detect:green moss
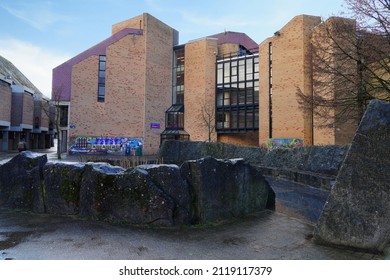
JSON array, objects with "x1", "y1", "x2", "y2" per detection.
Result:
[{"x1": 59, "y1": 167, "x2": 80, "y2": 204}]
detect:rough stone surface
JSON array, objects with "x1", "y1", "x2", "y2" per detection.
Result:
[
  {"x1": 180, "y1": 156, "x2": 275, "y2": 223},
  {"x1": 43, "y1": 162, "x2": 86, "y2": 215},
  {"x1": 158, "y1": 140, "x2": 347, "y2": 177},
  {"x1": 261, "y1": 145, "x2": 348, "y2": 176},
  {"x1": 0, "y1": 151, "x2": 47, "y2": 212},
  {"x1": 138, "y1": 164, "x2": 191, "y2": 224},
  {"x1": 314, "y1": 99, "x2": 390, "y2": 253},
  {"x1": 79, "y1": 164, "x2": 178, "y2": 226},
  {"x1": 158, "y1": 140, "x2": 268, "y2": 165},
  {"x1": 1, "y1": 153, "x2": 275, "y2": 226}
]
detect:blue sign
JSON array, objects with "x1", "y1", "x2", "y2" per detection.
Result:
[{"x1": 150, "y1": 123, "x2": 161, "y2": 129}]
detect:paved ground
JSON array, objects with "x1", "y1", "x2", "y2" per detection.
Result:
[
  {"x1": 0, "y1": 147, "x2": 387, "y2": 260},
  {"x1": 0, "y1": 208, "x2": 383, "y2": 260}
]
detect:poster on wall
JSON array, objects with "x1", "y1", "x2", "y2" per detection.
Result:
[
  {"x1": 68, "y1": 136, "x2": 143, "y2": 156},
  {"x1": 268, "y1": 138, "x2": 304, "y2": 150}
]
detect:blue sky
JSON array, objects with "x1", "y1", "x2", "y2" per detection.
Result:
[{"x1": 0, "y1": 0, "x2": 347, "y2": 97}]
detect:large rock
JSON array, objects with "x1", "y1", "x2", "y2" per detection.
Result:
[
  {"x1": 314, "y1": 99, "x2": 390, "y2": 253},
  {"x1": 43, "y1": 162, "x2": 86, "y2": 215},
  {"x1": 79, "y1": 163, "x2": 179, "y2": 226},
  {"x1": 180, "y1": 156, "x2": 275, "y2": 223},
  {"x1": 1, "y1": 152, "x2": 275, "y2": 227},
  {"x1": 0, "y1": 151, "x2": 47, "y2": 212},
  {"x1": 138, "y1": 164, "x2": 191, "y2": 224}
]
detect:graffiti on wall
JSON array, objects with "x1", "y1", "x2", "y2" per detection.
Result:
[
  {"x1": 69, "y1": 136, "x2": 143, "y2": 156},
  {"x1": 268, "y1": 138, "x2": 304, "y2": 150}
]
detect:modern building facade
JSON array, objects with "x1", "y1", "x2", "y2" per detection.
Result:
[
  {"x1": 53, "y1": 13, "x2": 176, "y2": 155},
  {"x1": 53, "y1": 13, "x2": 370, "y2": 154},
  {"x1": 0, "y1": 56, "x2": 53, "y2": 152},
  {"x1": 259, "y1": 15, "x2": 322, "y2": 147}
]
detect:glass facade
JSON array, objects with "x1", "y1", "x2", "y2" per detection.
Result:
[
  {"x1": 165, "y1": 104, "x2": 184, "y2": 129},
  {"x1": 216, "y1": 53, "x2": 259, "y2": 132},
  {"x1": 161, "y1": 45, "x2": 189, "y2": 142},
  {"x1": 172, "y1": 46, "x2": 185, "y2": 105}
]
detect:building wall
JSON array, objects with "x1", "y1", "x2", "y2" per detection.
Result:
[
  {"x1": 69, "y1": 13, "x2": 174, "y2": 155},
  {"x1": 10, "y1": 90, "x2": 34, "y2": 128},
  {"x1": 217, "y1": 43, "x2": 239, "y2": 58},
  {"x1": 143, "y1": 14, "x2": 175, "y2": 154},
  {"x1": 0, "y1": 80, "x2": 11, "y2": 125},
  {"x1": 10, "y1": 92, "x2": 23, "y2": 126},
  {"x1": 311, "y1": 17, "x2": 358, "y2": 145},
  {"x1": 259, "y1": 15, "x2": 321, "y2": 146},
  {"x1": 69, "y1": 40, "x2": 145, "y2": 140},
  {"x1": 112, "y1": 14, "x2": 144, "y2": 34},
  {"x1": 218, "y1": 132, "x2": 259, "y2": 147},
  {"x1": 184, "y1": 38, "x2": 218, "y2": 142}
]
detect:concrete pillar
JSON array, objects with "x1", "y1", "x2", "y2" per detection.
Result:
[
  {"x1": 39, "y1": 133, "x2": 46, "y2": 149},
  {"x1": 1, "y1": 131, "x2": 9, "y2": 152}
]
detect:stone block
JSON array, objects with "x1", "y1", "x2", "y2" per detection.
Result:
[
  {"x1": 180, "y1": 156, "x2": 275, "y2": 224},
  {"x1": 314, "y1": 99, "x2": 390, "y2": 253},
  {"x1": 43, "y1": 162, "x2": 86, "y2": 215},
  {"x1": 0, "y1": 151, "x2": 47, "y2": 212}
]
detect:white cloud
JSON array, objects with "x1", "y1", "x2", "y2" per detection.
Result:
[
  {"x1": 0, "y1": 1, "x2": 71, "y2": 31},
  {"x1": 0, "y1": 38, "x2": 71, "y2": 97}
]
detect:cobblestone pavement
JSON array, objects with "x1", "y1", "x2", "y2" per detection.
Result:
[{"x1": 0, "y1": 148, "x2": 387, "y2": 260}]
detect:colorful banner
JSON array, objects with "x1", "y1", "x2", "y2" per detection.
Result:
[
  {"x1": 69, "y1": 136, "x2": 143, "y2": 156},
  {"x1": 268, "y1": 138, "x2": 304, "y2": 149}
]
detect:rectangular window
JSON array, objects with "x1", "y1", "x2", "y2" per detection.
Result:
[
  {"x1": 98, "y1": 55, "x2": 106, "y2": 102},
  {"x1": 215, "y1": 52, "x2": 259, "y2": 132},
  {"x1": 172, "y1": 47, "x2": 185, "y2": 105}
]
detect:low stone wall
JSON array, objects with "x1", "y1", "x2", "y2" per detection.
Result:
[
  {"x1": 0, "y1": 152, "x2": 274, "y2": 226},
  {"x1": 157, "y1": 140, "x2": 268, "y2": 165},
  {"x1": 158, "y1": 140, "x2": 349, "y2": 189}
]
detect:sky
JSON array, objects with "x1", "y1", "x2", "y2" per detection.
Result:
[{"x1": 0, "y1": 0, "x2": 348, "y2": 97}]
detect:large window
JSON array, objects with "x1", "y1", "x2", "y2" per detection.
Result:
[
  {"x1": 161, "y1": 45, "x2": 190, "y2": 143},
  {"x1": 216, "y1": 52, "x2": 259, "y2": 132},
  {"x1": 173, "y1": 47, "x2": 185, "y2": 104},
  {"x1": 59, "y1": 105, "x2": 69, "y2": 127},
  {"x1": 98, "y1": 55, "x2": 106, "y2": 102},
  {"x1": 165, "y1": 104, "x2": 184, "y2": 130}
]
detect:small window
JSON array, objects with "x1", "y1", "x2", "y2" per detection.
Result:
[{"x1": 98, "y1": 55, "x2": 106, "y2": 102}]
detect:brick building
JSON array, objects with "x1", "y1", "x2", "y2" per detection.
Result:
[
  {"x1": 0, "y1": 56, "x2": 53, "y2": 152},
  {"x1": 53, "y1": 13, "x2": 175, "y2": 155},
  {"x1": 53, "y1": 13, "x2": 367, "y2": 154}
]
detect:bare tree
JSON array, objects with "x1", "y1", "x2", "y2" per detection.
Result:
[
  {"x1": 37, "y1": 84, "x2": 65, "y2": 159},
  {"x1": 199, "y1": 101, "x2": 216, "y2": 142},
  {"x1": 297, "y1": 0, "x2": 390, "y2": 127},
  {"x1": 50, "y1": 85, "x2": 66, "y2": 159}
]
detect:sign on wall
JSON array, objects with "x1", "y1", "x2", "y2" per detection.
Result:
[
  {"x1": 150, "y1": 123, "x2": 161, "y2": 129},
  {"x1": 268, "y1": 138, "x2": 304, "y2": 150},
  {"x1": 69, "y1": 136, "x2": 143, "y2": 156}
]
